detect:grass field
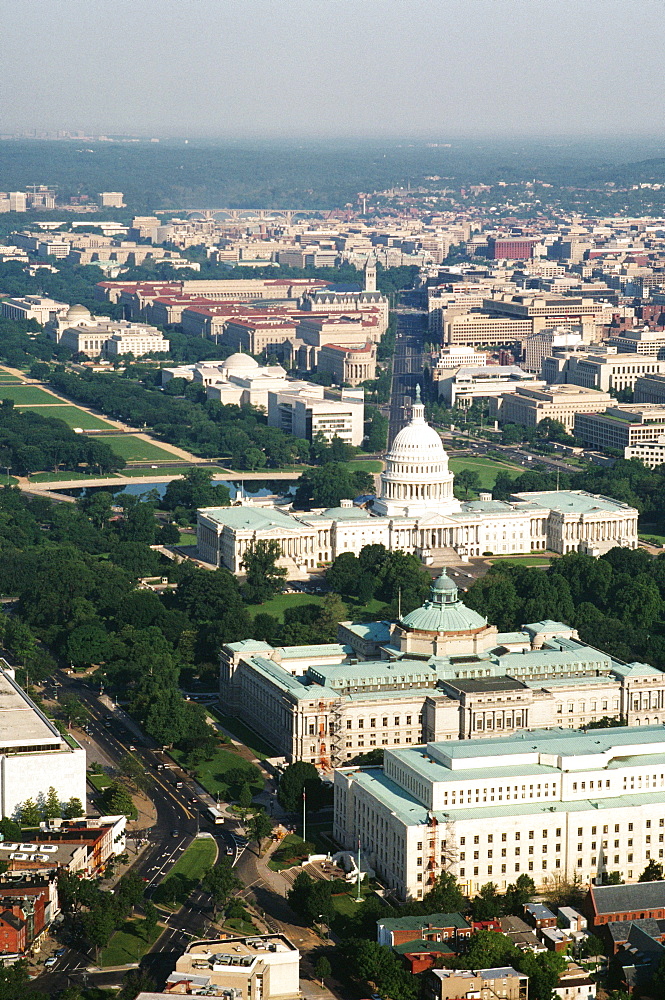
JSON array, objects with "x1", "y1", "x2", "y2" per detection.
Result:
[
  {"x1": 487, "y1": 556, "x2": 552, "y2": 567},
  {"x1": 0, "y1": 374, "x2": 22, "y2": 383},
  {"x1": 246, "y1": 592, "x2": 326, "y2": 620},
  {"x1": 449, "y1": 455, "x2": 524, "y2": 490},
  {"x1": 346, "y1": 459, "x2": 382, "y2": 473},
  {"x1": 29, "y1": 470, "x2": 117, "y2": 483},
  {"x1": 102, "y1": 435, "x2": 186, "y2": 463},
  {"x1": 87, "y1": 772, "x2": 112, "y2": 791},
  {"x1": 40, "y1": 405, "x2": 116, "y2": 430},
  {"x1": 211, "y1": 709, "x2": 278, "y2": 760},
  {"x1": 161, "y1": 837, "x2": 217, "y2": 885},
  {"x1": 0, "y1": 384, "x2": 62, "y2": 404},
  {"x1": 100, "y1": 917, "x2": 162, "y2": 967},
  {"x1": 171, "y1": 744, "x2": 264, "y2": 799},
  {"x1": 119, "y1": 466, "x2": 190, "y2": 479}
]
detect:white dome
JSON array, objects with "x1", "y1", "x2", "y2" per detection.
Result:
[
  {"x1": 388, "y1": 420, "x2": 447, "y2": 464},
  {"x1": 223, "y1": 353, "x2": 260, "y2": 372},
  {"x1": 373, "y1": 388, "x2": 460, "y2": 518}
]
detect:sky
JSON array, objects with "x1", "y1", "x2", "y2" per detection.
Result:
[{"x1": 2, "y1": 0, "x2": 663, "y2": 139}]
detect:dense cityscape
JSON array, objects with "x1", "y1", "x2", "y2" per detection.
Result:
[{"x1": 3, "y1": 4, "x2": 665, "y2": 1000}]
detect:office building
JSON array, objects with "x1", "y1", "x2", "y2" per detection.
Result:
[
  {"x1": 542, "y1": 352, "x2": 665, "y2": 393},
  {"x1": 154, "y1": 934, "x2": 300, "y2": 1000},
  {"x1": 219, "y1": 569, "x2": 657, "y2": 768},
  {"x1": 574, "y1": 404, "x2": 665, "y2": 464},
  {"x1": 437, "y1": 366, "x2": 542, "y2": 407},
  {"x1": 316, "y1": 341, "x2": 377, "y2": 385},
  {"x1": 0, "y1": 661, "x2": 86, "y2": 819},
  {"x1": 488, "y1": 236, "x2": 540, "y2": 260},
  {"x1": 267, "y1": 386, "x2": 365, "y2": 447},
  {"x1": 491, "y1": 385, "x2": 613, "y2": 432},
  {"x1": 98, "y1": 192, "x2": 125, "y2": 208},
  {"x1": 1, "y1": 295, "x2": 69, "y2": 325},
  {"x1": 634, "y1": 373, "x2": 665, "y2": 405},
  {"x1": 334, "y1": 725, "x2": 665, "y2": 900},
  {"x1": 48, "y1": 304, "x2": 169, "y2": 357},
  {"x1": 443, "y1": 313, "x2": 533, "y2": 348},
  {"x1": 523, "y1": 329, "x2": 582, "y2": 373},
  {"x1": 607, "y1": 327, "x2": 665, "y2": 357}
]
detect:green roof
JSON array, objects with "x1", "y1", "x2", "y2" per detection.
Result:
[
  {"x1": 400, "y1": 570, "x2": 487, "y2": 634},
  {"x1": 512, "y1": 490, "x2": 635, "y2": 514},
  {"x1": 379, "y1": 911, "x2": 469, "y2": 931},
  {"x1": 199, "y1": 506, "x2": 304, "y2": 532}
]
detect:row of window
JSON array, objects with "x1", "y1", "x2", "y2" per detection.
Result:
[
  {"x1": 454, "y1": 820, "x2": 662, "y2": 847},
  {"x1": 345, "y1": 715, "x2": 423, "y2": 729}
]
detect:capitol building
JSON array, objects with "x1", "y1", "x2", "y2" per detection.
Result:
[{"x1": 197, "y1": 388, "x2": 638, "y2": 576}]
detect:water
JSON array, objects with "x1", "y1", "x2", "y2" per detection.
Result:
[{"x1": 58, "y1": 479, "x2": 298, "y2": 501}]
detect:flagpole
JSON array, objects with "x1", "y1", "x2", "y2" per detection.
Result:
[
  {"x1": 302, "y1": 787, "x2": 306, "y2": 845},
  {"x1": 356, "y1": 837, "x2": 362, "y2": 902}
]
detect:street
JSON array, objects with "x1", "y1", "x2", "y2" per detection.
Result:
[{"x1": 388, "y1": 309, "x2": 426, "y2": 446}]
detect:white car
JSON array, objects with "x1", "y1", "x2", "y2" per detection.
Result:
[{"x1": 44, "y1": 957, "x2": 57, "y2": 968}]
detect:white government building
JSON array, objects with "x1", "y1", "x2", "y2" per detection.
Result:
[
  {"x1": 220, "y1": 569, "x2": 665, "y2": 767},
  {"x1": 334, "y1": 725, "x2": 665, "y2": 901},
  {"x1": 197, "y1": 388, "x2": 638, "y2": 576},
  {"x1": 0, "y1": 661, "x2": 86, "y2": 818}
]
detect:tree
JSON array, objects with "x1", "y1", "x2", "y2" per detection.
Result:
[
  {"x1": 63, "y1": 797, "x2": 84, "y2": 820},
  {"x1": 238, "y1": 783, "x2": 253, "y2": 819},
  {"x1": 295, "y1": 463, "x2": 374, "y2": 508},
  {"x1": 119, "y1": 752, "x2": 149, "y2": 793},
  {"x1": 162, "y1": 468, "x2": 230, "y2": 520},
  {"x1": 471, "y1": 882, "x2": 502, "y2": 921},
  {"x1": 20, "y1": 798, "x2": 42, "y2": 827},
  {"x1": 278, "y1": 762, "x2": 325, "y2": 813},
  {"x1": 59, "y1": 693, "x2": 89, "y2": 727},
  {"x1": 455, "y1": 469, "x2": 481, "y2": 498},
  {"x1": 314, "y1": 592, "x2": 347, "y2": 642},
  {"x1": 581, "y1": 934, "x2": 605, "y2": 960},
  {"x1": 242, "y1": 539, "x2": 287, "y2": 603},
  {"x1": 248, "y1": 811, "x2": 273, "y2": 855},
  {"x1": 143, "y1": 899, "x2": 159, "y2": 936},
  {"x1": 640, "y1": 859, "x2": 664, "y2": 881},
  {"x1": 314, "y1": 956, "x2": 331, "y2": 986},
  {"x1": 117, "y1": 870, "x2": 146, "y2": 911},
  {"x1": 43, "y1": 786, "x2": 61, "y2": 820},
  {"x1": 202, "y1": 859, "x2": 242, "y2": 917},
  {"x1": 503, "y1": 874, "x2": 535, "y2": 915},
  {"x1": 421, "y1": 870, "x2": 466, "y2": 915},
  {"x1": 105, "y1": 780, "x2": 137, "y2": 820},
  {"x1": 0, "y1": 818, "x2": 20, "y2": 842}
]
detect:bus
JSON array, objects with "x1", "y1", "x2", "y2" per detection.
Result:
[{"x1": 205, "y1": 806, "x2": 224, "y2": 825}]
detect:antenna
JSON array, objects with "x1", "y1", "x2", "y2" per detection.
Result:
[{"x1": 398, "y1": 586, "x2": 402, "y2": 619}]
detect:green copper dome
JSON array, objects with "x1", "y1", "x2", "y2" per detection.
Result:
[{"x1": 400, "y1": 569, "x2": 487, "y2": 634}]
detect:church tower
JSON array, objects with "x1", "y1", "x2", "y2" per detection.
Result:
[{"x1": 364, "y1": 256, "x2": 377, "y2": 293}]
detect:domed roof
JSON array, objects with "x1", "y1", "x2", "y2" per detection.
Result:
[
  {"x1": 66, "y1": 303, "x2": 91, "y2": 322},
  {"x1": 386, "y1": 385, "x2": 447, "y2": 464},
  {"x1": 400, "y1": 570, "x2": 486, "y2": 634},
  {"x1": 223, "y1": 353, "x2": 260, "y2": 371}
]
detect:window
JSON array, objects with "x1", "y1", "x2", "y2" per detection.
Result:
[
  {"x1": 460, "y1": 868, "x2": 465, "y2": 877},
  {"x1": 502, "y1": 833, "x2": 507, "y2": 842},
  {"x1": 382, "y1": 717, "x2": 388, "y2": 727},
  {"x1": 417, "y1": 857, "x2": 422, "y2": 867},
  {"x1": 460, "y1": 837, "x2": 465, "y2": 846},
  {"x1": 515, "y1": 832, "x2": 521, "y2": 841},
  {"x1": 556, "y1": 828, "x2": 561, "y2": 837},
  {"x1": 578, "y1": 828, "x2": 583, "y2": 836},
  {"x1": 406, "y1": 716, "x2": 412, "y2": 725},
  {"x1": 370, "y1": 718, "x2": 376, "y2": 728},
  {"x1": 501, "y1": 849, "x2": 507, "y2": 857},
  {"x1": 358, "y1": 719, "x2": 364, "y2": 729},
  {"x1": 474, "y1": 867, "x2": 479, "y2": 876},
  {"x1": 488, "y1": 835, "x2": 494, "y2": 843},
  {"x1": 308, "y1": 725, "x2": 315, "y2": 735},
  {"x1": 488, "y1": 850, "x2": 493, "y2": 859},
  {"x1": 417, "y1": 873, "x2": 422, "y2": 882},
  {"x1": 629, "y1": 824, "x2": 634, "y2": 832},
  {"x1": 346, "y1": 720, "x2": 352, "y2": 730},
  {"x1": 394, "y1": 717, "x2": 400, "y2": 726},
  {"x1": 474, "y1": 836, "x2": 480, "y2": 844},
  {"x1": 417, "y1": 842, "x2": 423, "y2": 850},
  {"x1": 501, "y1": 864, "x2": 506, "y2": 874},
  {"x1": 460, "y1": 853, "x2": 465, "y2": 861}
]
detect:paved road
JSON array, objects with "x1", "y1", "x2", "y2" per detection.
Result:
[{"x1": 388, "y1": 310, "x2": 426, "y2": 446}]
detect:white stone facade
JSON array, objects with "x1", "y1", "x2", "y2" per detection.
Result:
[{"x1": 334, "y1": 726, "x2": 665, "y2": 900}]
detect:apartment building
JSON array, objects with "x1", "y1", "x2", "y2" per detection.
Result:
[
  {"x1": 491, "y1": 384, "x2": 613, "y2": 431},
  {"x1": 334, "y1": 725, "x2": 665, "y2": 900},
  {"x1": 425, "y1": 966, "x2": 528, "y2": 1000}
]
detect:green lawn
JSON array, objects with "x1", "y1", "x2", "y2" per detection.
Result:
[
  {"x1": 640, "y1": 533, "x2": 665, "y2": 546},
  {"x1": 102, "y1": 435, "x2": 186, "y2": 463},
  {"x1": 449, "y1": 455, "x2": 524, "y2": 490},
  {"x1": 246, "y1": 592, "x2": 326, "y2": 620},
  {"x1": 0, "y1": 385, "x2": 62, "y2": 404},
  {"x1": 100, "y1": 917, "x2": 162, "y2": 967},
  {"x1": 39, "y1": 405, "x2": 116, "y2": 430},
  {"x1": 178, "y1": 531, "x2": 196, "y2": 545},
  {"x1": 161, "y1": 836, "x2": 217, "y2": 884},
  {"x1": 210, "y1": 709, "x2": 278, "y2": 760},
  {"x1": 487, "y1": 556, "x2": 552, "y2": 567},
  {"x1": 171, "y1": 745, "x2": 264, "y2": 799},
  {"x1": 28, "y1": 470, "x2": 118, "y2": 483},
  {"x1": 87, "y1": 772, "x2": 112, "y2": 791},
  {"x1": 330, "y1": 881, "x2": 374, "y2": 916},
  {"x1": 245, "y1": 591, "x2": 390, "y2": 624},
  {"x1": 346, "y1": 459, "x2": 382, "y2": 473},
  {"x1": 0, "y1": 375, "x2": 22, "y2": 383}
]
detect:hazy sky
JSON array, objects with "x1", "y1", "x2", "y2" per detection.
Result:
[{"x1": 2, "y1": 0, "x2": 662, "y2": 138}]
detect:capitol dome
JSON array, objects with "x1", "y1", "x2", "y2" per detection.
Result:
[
  {"x1": 222, "y1": 353, "x2": 260, "y2": 372},
  {"x1": 373, "y1": 387, "x2": 460, "y2": 517}
]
